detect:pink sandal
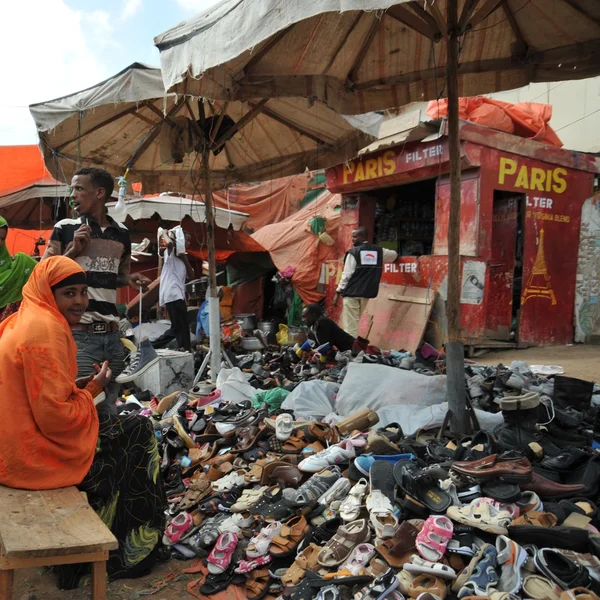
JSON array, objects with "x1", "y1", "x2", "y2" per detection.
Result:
[
  {"x1": 207, "y1": 531, "x2": 239, "y2": 574},
  {"x1": 235, "y1": 554, "x2": 273, "y2": 574},
  {"x1": 416, "y1": 515, "x2": 453, "y2": 562},
  {"x1": 162, "y1": 511, "x2": 193, "y2": 546}
]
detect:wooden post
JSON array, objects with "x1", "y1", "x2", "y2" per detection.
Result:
[
  {"x1": 203, "y1": 148, "x2": 221, "y2": 381},
  {"x1": 446, "y1": 0, "x2": 468, "y2": 435},
  {"x1": 91, "y1": 561, "x2": 107, "y2": 600},
  {"x1": 0, "y1": 569, "x2": 14, "y2": 600}
]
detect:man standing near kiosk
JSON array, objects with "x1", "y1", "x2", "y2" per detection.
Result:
[{"x1": 333, "y1": 226, "x2": 397, "y2": 338}]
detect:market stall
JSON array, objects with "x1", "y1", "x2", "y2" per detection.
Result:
[{"x1": 325, "y1": 118, "x2": 600, "y2": 349}]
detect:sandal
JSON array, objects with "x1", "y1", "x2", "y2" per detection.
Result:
[
  {"x1": 376, "y1": 520, "x2": 420, "y2": 568},
  {"x1": 269, "y1": 515, "x2": 310, "y2": 558},
  {"x1": 447, "y1": 498, "x2": 513, "y2": 534},
  {"x1": 231, "y1": 485, "x2": 269, "y2": 512},
  {"x1": 403, "y1": 556, "x2": 457, "y2": 580},
  {"x1": 416, "y1": 515, "x2": 454, "y2": 562},
  {"x1": 247, "y1": 521, "x2": 283, "y2": 558},
  {"x1": 341, "y1": 543, "x2": 375, "y2": 576},
  {"x1": 409, "y1": 574, "x2": 447, "y2": 599},
  {"x1": 207, "y1": 531, "x2": 238, "y2": 574},
  {"x1": 162, "y1": 511, "x2": 193, "y2": 545},
  {"x1": 394, "y1": 460, "x2": 452, "y2": 514},
  {"x1": 317, "y1": 518, "x2": 370, "y2": 567},
  {"x1": 282, "y1": 543, "x2": 321, "y2": 586},
  {"x1": 245, "y1": 568, "x2": 271, "y2": 600},
  {"x1": 177, "y1": 479, "x2": 213, "y2": 511},
  {"x1": 276, "y1": 413, "x2": 294, "y2": 441},
  {"x1": 234, "y1": 554, "x2": 272, "y2": 574},
  {"x1": 244, "y1": 441, "x2": 270, "y2": 462},
  {"x1": 340, "y1": 478, "x2": 369, "y2": 522}
]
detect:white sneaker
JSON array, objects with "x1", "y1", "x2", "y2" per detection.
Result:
[
  {"x1": 298, "y1": 440, "x2": 356, "y2": 473},
  {"x1": 318, "y1": 477, "x2": 351, "y2": 506}
]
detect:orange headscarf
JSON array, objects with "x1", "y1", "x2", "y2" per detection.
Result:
[{"x1": 0, "y1": 256, "x2": 99, "y2": 490}]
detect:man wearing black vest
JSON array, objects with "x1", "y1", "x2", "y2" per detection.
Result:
[{"x1": 333, "y1": 226, "x2": 397, "y2": 337}]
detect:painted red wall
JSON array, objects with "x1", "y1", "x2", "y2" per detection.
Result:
[{"x1": 324, "y1": 137, "x2": 596, "y2": 345}]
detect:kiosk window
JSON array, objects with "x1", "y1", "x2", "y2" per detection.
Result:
[{"x1": 373, "y1": 178, "x2": 437, "y2": 256}]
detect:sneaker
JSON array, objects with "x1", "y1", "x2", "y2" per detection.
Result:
[
  {"x1": 116, "y1": 339, "x2": 159, "y2": 383},
  {"x1": 290, "y1": 467, "x2": 342, "y2": 505},
  {"x1": 458, "y1": 544, "x2": 500, "y2": 598},
  {"x1": 355, "y1": 453, "x2": 415, "y2": 476},
  {"x1": 496, "y1": 535, "x2": 528, "y2": 594},
  {"x1": 298, "y1": 440, "x2": 356, "y2": 473}
]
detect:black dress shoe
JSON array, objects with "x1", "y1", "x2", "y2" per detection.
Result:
[{"x1": 541, "y1": 447, "x2": 589, "y2": 472}]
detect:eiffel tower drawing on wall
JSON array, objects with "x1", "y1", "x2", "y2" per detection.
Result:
[{"x1": 522, "y1": 227, "x2": 557, "y2": 306}]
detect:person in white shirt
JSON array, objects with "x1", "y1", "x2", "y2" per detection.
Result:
[
  {"x1": 333, "y1": 226, "x2": 397, "y2": 337},
  {"x1": 159, "y1": 228, "x2": 195, "y2": 350}
]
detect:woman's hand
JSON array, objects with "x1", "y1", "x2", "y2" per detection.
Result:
[
  {"x1": 92, "y1": 361, "x2": 112, "y2": 388},
  {"x1": 75, "y1": 374, "x2": 94, "y2": 389}
]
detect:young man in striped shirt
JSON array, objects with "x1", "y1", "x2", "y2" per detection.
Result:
[{"x1": 43, "y1": 167, "x2": 151, "y2": 406}]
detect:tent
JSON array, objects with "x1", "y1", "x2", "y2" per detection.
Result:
[{"x1": 252, "y1": 190, "x2": 342, "y2": 305}]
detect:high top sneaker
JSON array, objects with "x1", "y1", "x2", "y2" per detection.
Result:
[{"x1": 495, "y1": 392, "x2": 560, "y2": 457}]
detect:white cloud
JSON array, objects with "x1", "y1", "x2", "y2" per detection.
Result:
[
  {"x1": 173, "y1": 0, "x2": 222, "y2": 13},
  {"x1": 0, "y1": 0, "x2": 109, "y2": 145},
  {"x1": 122, "y1": 0, "x2": 143, "y2": 20}
]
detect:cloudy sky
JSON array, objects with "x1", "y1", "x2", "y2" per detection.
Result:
[{"x1": 0, "y1": 0, "x2": 221, "y2": 145}]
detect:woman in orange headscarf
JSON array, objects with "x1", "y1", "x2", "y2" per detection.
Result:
[
  {"x1": 0, "y1": 256, "x2": 165, "y2": 588},
  {"x1": 0, "y1": 256, "x2": 102, "y2": 487}
]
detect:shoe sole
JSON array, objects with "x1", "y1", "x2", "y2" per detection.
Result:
[{"x1": 116, "y1": 355, "x2": 160, "y2": 383}]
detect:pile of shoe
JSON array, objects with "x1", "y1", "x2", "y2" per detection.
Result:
[{"x1": 152, "y1": 364, "x2": 600, "y2": 600}]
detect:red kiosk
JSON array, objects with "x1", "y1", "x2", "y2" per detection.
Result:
[{"x1": 324, "y1": 120, "x2": 600, "y2": 349}]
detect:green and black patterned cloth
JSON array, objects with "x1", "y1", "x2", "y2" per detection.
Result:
[{"x1": 57, "y1": 409, "x2": 166, "y2": 589}]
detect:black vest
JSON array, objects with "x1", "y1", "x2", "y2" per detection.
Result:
[{"x1": 341, "y1": 243, "x2": 384, "y2": 298}]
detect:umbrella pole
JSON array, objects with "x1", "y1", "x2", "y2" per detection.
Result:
[
  {"x1": 202, "y1": 148, "x2": 222, "y2": 383},
  {"x1": 446, "y1": 0, "x2": 468, "y2": 435}
]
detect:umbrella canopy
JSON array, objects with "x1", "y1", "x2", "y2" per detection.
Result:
[
  {"x1": 155, "y1": 0, "x2": 600, "y2": 113},
  {"x1": 29, "y1": 63, "x2": 382, "y2": 194}
]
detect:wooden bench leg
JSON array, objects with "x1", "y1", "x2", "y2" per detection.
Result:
[
  {"x1": 91, "y1": 561, "x2": 106, "y2": 600},
  {"x1": 0, "y1": 569, "x2": 13, "y2": 600}
]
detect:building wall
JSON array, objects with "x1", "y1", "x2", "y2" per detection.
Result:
[
  {"x1": 490, "y1": 78, "x2": 600, "y2": 154},
  {"x1": 575, "y1": 194, "x2": 600, "y2": 343}
]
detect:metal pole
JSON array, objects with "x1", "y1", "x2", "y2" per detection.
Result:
[
  {"x1": 202, "y1": 148, "x2": 222, "y2": 382},
  {"x1": 446, "y1": 0, "x2": 468, "y2": 435}
]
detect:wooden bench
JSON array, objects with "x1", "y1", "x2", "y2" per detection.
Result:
[{"x1": 0, "y1": 486, "x2": 118, "y2": 600}]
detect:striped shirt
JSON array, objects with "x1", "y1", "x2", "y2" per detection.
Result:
[{"x1": 43, "y1": 216, "x2": 131, "y2": 324}]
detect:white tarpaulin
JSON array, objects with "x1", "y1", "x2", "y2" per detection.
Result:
[
  {"x1": 155, "y1": 0, "x2": 600, "y2": 114},
  {"x1": 106, "y1": 195, "x2": 249, "y2": 231},
  {"x1": 30, "y1": 63, "x2": 382, "y2": 196}
]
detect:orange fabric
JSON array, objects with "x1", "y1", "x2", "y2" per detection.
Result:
[
  {"x1": 0, "y1": 256, "x2": 99, "y2": 490},
  {"x1": 252, "y1": 191, "x2": 343, "y2": 305},
  {"x1": 144, "y1": 174, "x2": 312, "y2": 232},
  {"x1": 0, "y1": 145, "x2": 59, "y2": 197},
  {"x1": 5, "y1": 227, "x2": 53, "y2": 256},
  {"x1": 426, "y1": 97, "x2": 563, "y2": 147}
]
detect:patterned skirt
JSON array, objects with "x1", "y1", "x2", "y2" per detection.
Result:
[
  {"x1": 57, "y1": 409, "x2": 166, "y2": 588},
  {"x1": 0, "y1": 301, "x2": 20, "y2": 323}
]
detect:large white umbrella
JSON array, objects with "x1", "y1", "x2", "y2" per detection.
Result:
[
  {"x1": 30, "y1": 62, "x2": 382, "y2": 381},
  {"x1": 155, "y1": 0, "x2": 600, "y2": 431}
]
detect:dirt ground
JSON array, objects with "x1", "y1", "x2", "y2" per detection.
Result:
[
  {"x1": 12, "y1": 560, "x2": 191, "y2": 600},
  {"x1": 475, "y1": 343, "x2": 600, "y2": 382}
]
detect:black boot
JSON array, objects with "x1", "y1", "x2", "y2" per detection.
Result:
[
  {"x1": 554, "y1": 375, "x2": 594, "y2": 411},
  {"x1": 495, "y1": 392, "x2": 561, "y2": 456}
]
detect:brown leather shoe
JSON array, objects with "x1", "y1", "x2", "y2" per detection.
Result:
[
  {"x1": 521, "y1": 472, "x2": 586, "y2": 499},
  {"x1": 451, "y1": 454, "x2": 533, "y2": 482}
]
